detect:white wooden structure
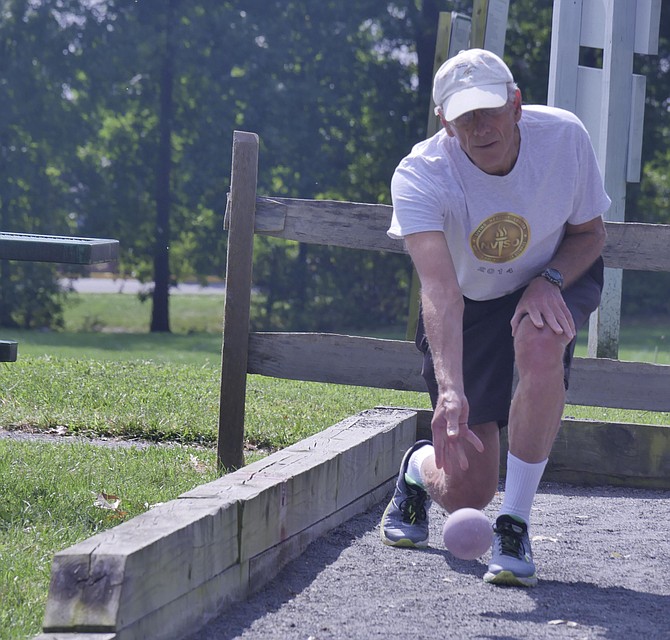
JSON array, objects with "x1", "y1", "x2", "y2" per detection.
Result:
[{"x1": 548, "y1": 0, "x2": 662, "y2": 358}]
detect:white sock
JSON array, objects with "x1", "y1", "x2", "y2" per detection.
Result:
[
  {"x1": 499, "y1": 452, "x2": 548, "y2": 528},
  {"x1": 405, "y1": 443, "x2": 434, "y2": 488}
]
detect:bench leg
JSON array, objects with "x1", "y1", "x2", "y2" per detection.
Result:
[{"x1": 0, "y1": 340, "x2": 18, "y2": 362}]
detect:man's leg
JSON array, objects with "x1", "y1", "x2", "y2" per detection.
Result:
[
  {"x1": 485, "y1": 261, "x2": 603, "y2": 586},
  {"x1": 380, "y1": 422, "x2": 499, "y2": 548},
  {"x1": 421, "y1": 421, "x2": 500, "y2": 512},
  {"x1": 484, "y1": 319, "x2": 570, "y2": 587},
  {"x1": 383, "y1": 295, "x2": 517, "y2": 549}
]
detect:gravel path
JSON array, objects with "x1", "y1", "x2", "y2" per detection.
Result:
[{"x1": 190, "y1": 482, "x2": 670, "y2": 640}]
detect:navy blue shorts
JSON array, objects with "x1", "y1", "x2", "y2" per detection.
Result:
[{"x1": 415, "y1": 257, "x2": 604, "y2": 428}]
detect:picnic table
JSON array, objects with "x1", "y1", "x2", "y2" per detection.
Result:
[{"x1": 0, "y1": 231, "x2": 119, "y2": 362}]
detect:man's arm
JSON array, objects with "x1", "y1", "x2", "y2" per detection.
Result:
[
  {"x1": 511, "y1": 216, "x2": 607, "y2": 337},
  {"x1": 405, "y1": 231, "x2": 484, "y2": 472}
]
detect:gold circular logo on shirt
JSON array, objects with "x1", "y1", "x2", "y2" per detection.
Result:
[{"x1": 470, "y1": 213, "x2": 530, "y2": 263}]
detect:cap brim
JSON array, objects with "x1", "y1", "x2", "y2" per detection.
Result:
[{"x1": 443, "y1": 84, "x2": 508, "y2": 122}]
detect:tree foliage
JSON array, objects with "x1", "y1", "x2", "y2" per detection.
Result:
[{"x1": 1, "y1": 0, "x2": 669, "y2": 330}]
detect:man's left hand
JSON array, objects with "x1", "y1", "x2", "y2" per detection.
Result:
[{"x1": 511, "y1": 277, "x2": 575, "y2": 339}]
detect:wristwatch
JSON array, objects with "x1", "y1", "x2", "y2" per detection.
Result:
[{"x1": 539, "y1": 267, "x2": 564, "y2": 290}]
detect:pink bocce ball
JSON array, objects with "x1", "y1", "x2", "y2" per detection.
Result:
[{"x1": 442, "y1": 508, "x2": 493, "y2": 560}]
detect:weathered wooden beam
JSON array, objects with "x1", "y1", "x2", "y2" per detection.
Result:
[
  {"x1": 41, "y1": 409, "x2": 416, "y2": 640},
  {"x1": 0, "y1": 232, "x2": 119, "y2": 264},
  {"x1": 218, "y1": 131, "x2": 259, "y2": 472},
  {"x1": 600, "y1": 221, "x2": 670, "y2": 271},
  {"x1": 249, "y1": 196, "x2": 670, "y2": 271},
  {"x1": 413, "y1": 409, "x2": 670, "y2": 489},
  {"x1": 545, "y1": 418, "x2": 670, "y2": 489},
  {"x1": 246, "y1": 332, "x2": 670, "y2": 412}
]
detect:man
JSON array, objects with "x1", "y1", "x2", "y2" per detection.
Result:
[{"x1": 381, "y1": 48, "x2": 610, "y2": 587}]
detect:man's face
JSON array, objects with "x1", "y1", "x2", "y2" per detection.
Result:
[{"x1": 443, "y1": 90, "x2": 522, "y2": 176}]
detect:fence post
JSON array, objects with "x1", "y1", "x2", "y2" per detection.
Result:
[{"x1": 217, "y1": 131, "x2": 259, "y2": 472}]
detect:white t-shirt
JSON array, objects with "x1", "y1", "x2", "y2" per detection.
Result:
[{"x1": 388, "y1": 105, "x2": 611, "y2": 301}]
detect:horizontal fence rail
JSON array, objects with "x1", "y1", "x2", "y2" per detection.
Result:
[
  {"x1": 246, "y1": 332, "x2": 670, "y2": 413},
  {"x1": 225, "y1": 195, "x2": 670, "y2": 272}
]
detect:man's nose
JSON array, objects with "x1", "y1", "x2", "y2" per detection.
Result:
[{"x1": 471, "y1": 114, "x2": 490, "y2": 135}]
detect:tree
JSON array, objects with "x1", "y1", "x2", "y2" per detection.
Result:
[
  {"x1": 0, "y1": 0, "x2": 92, "y2": 328},
  {"x1": 2, "y1": 0, "x2": 669, "y2": 331}
]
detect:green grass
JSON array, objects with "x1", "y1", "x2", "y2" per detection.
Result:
[
  {"x1": 0, "y1": 292, "x2": 668, "y2": 639},
  {"x1": 0, "y1": 440, "x2": 218, "y2": 637},
  {"x1": 61, "y1": 291, "x2": 226, "y2": 334}
]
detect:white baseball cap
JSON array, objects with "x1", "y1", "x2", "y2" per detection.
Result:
[{"x1": 432, "y1": 48, "x2": 514, "y2": 122}]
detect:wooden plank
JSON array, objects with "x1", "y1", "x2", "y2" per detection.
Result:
[
  {"x1": 218, "y1": 131, "x2": 259, "y2": 471},
  {"x1": 627, "y1": 74, "x2": 647, "y2": 182},
  {"x1": 425, "y1": 12, "x2": 464, "y2": 138},
  {"x1": 247, "y1": 478, "x2": 394, "y2": 595},
  {"x1": 246, "y1": 332, "x2": 670, "y2": 411},
  {"x1": 247, "y1": 332, "x2": 424, "y2": 392},
  {"x1": 567, "y1": 357, "x2": 670, "y2": 411},
  {"x1": 43, "y1": 498, "x2": 240, "y2": 634},
  {"x1": 251, "y1": 196, "x2": 670, "y2": 271},
  {"x1": 602, "y1": 222, "x2": 670, "y2": 271},
  {"x1": 590, "y1": 0, "x2": 637, "y2": 360},
  {"x1": 0, "y1": 232, "x2": 119, "y2": 264},
  {"x1": 547, "y1": 0, "x2": 582, "y2": 111},
  {"x1": 412, "y1": 408, "x2": 670, "y2": 489},
  {"x1": 42, "y1": 410, "x2": 416, "y2": 637},
  {"x1": 479, "y1": 0, "x2": 511, "y2": 56},
  {"x1": 254, "y1": 196, "x2": 403, "y2": 253},
  {"x1": 580, "y1": 0, "x2": 661, "y2": 55},
  {"x1": 189, "y1": 409, "x2": 416, "y2": 561},
  {"x1": 546, "y1": 419, "x2": 670, "y2": 489},
  {"x1": 0, "y1": 340, "x2": 17, "y2": 362}
]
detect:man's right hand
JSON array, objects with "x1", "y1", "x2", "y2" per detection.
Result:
[{"x1": 431, "y1": 391, "x2": 484, "y2": 475}]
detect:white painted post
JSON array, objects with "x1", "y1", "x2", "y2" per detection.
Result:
[
  {"x1": 426, "y1": 12, "x2": 472, "y2": 139},
  {"x1": 472, "y1": 0, "x2": 510, "y2": 55},
  {"x1": 547, "y1": 0, "x2": 661, "y2": 359},
  {"x1": 409, "y1": 2, "x2": 510, "y2": 340},
  {"x1": 409, "y1": 11, "x2": 473, "y2": 340}
]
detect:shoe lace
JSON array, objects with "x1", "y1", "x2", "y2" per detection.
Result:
[
  {"x1": 494, "y1": 519, "x2": 527, "y2": 558},
  {"x1": 399, "y1": 487, "x2": 428, "y2": 525}
]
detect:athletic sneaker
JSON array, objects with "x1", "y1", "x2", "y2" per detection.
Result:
[
  {"x1": 380, "y1": 440, "x2": 432, "y2": 548},
  {"x1": 484, "y1": 514, "x2": 538, "y2": 587}
]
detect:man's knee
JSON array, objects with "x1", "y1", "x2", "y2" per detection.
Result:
[
  {"x1": 514, "y1": 322, "x2": 568, "y2": 376},
  {"x1": 426, "y1": 423, "x2": 500, "y2": 513},
  {"x1": 442, "y1": 478, "x2": 497, "y2": 513}
]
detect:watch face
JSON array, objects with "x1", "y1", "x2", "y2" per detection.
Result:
[{"x1": 543, "y1": 268, "x2": 563, "y2": 288}]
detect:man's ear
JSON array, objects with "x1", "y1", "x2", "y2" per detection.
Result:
[
  {"x1": 444, "y1": 119, "x2": 456, "y2": 138},
  {"x1": 437, "y1": 112, "x2": 456, "y2": 137},
  {"x1": 514, "y1": 89, "x2": 523, "y2": 121}
]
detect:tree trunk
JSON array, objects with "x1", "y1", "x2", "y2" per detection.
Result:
[{"x1": 151, "y1": 0, "x2": 176, "y2": 333}]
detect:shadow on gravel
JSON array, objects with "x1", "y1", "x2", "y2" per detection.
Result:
[
  {"x1": 480, "y1": 581, "x2": 669, "y2": 639},
  {"x1": 192, "y1": 485, "x2": 670, "y2": 640},
  {"x1": 204, "y1": 509, "x2": 383, "y2": 639}
]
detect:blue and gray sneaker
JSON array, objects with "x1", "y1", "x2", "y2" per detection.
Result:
[
  {"x1": 380, "y1": 440, "x2": 432, "y2": 548},
  {"x1": 484, "y1": 514, "x2": 538, "y2": 587}
]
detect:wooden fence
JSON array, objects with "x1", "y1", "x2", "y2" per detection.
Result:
[{"x1": 218, "y1": 130, "x2": 670, "y2": 486}]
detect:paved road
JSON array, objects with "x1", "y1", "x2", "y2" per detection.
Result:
[
  {"x1": 59, "y1": 277, "x2": 225, "y2": 296},
  {"x1": 189, "y1": 482, "x2": 670, "y2": 640}
]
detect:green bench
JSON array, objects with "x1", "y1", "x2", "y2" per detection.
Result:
[{"x1": 0, "y1": 231, "x2": 119, "y2": 361}]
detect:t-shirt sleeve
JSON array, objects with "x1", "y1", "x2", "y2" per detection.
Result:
[
  {"x1": 568, "y1": 124, "x2": 612, "y2": 225},
  {"x1": 387, "y1": 160, "x2": 446, "y2": 240}
]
